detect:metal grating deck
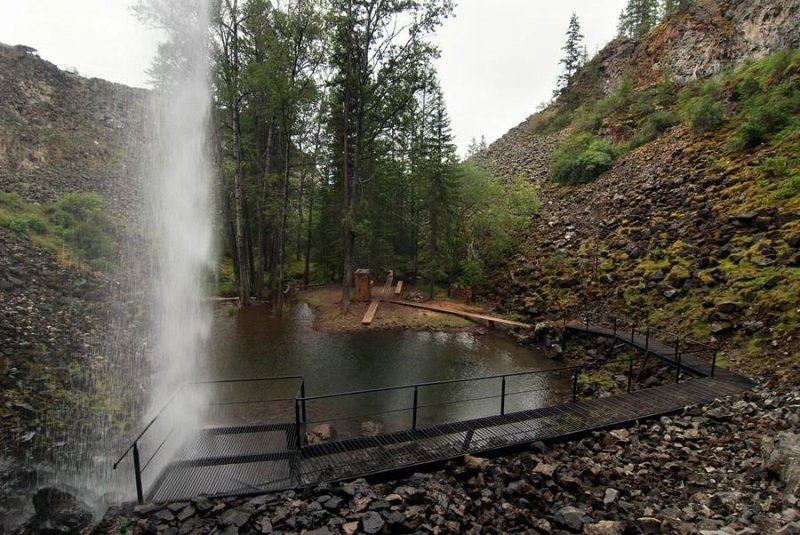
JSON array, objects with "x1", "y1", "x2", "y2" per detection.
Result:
[{"x1": 146, "y1": 375, "x2": 750, "y2": 501}]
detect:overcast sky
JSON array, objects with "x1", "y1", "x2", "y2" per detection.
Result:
[{"x1": 0, "y1": 0, "x2": 626, "y2": 155}]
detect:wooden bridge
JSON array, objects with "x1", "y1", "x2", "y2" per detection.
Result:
[{"x1": 116, "y1": 318, "x2": 753, "y2": 503}]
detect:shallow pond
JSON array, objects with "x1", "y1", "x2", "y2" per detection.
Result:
[{"x1": 201, "y1": 301, "x2": 571, "y2": 437}]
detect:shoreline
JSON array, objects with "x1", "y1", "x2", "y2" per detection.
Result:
[{"x1": 297, "y1": 285, "x2": 502, "y2": 334}]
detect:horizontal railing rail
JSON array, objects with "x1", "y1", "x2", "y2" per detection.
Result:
[
  {"x1": 293, "y1": 352, "x2": 679, "y2": 448},
  {"x1": 565, "y1": 313, "x2": 719, "y2": 378}
]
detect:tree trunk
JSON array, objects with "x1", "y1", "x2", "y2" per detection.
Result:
[
  {"x1": 230, "y1": 0, "x2": 250, "y2": 306},
  {"x1": 276, "y1": 131, "x2": 291, "y2": 316},
  {"x1": 303, "y1": 177, "x2": 314, "y2": 287},
  {"x1": 428, "y1": 210, "x2": 437, "y2": 301},
  {"x1": 255, "y1": 121, "x2": 274, "y2": 298},
  {"x1": 340, "y1": 95, "x2": 352, "y2": 313}
]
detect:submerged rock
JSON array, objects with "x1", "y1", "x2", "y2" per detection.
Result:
[{"x1": 306, "y1": 423, "x2": 337, "y2": 444}]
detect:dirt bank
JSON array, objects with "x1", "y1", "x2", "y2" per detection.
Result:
[{"x1": 299, "y1": 285, "x2": 501, "y2": 333}]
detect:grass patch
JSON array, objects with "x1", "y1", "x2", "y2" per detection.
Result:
[
  {"x1": 775, "y1": 174, "x2": 800, "y2": 199},
  {"x1": 0, "y1": 192, "x2": 117, "y2": 271}
]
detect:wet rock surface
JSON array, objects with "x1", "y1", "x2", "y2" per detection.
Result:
[{"x1": 95, "y1": 383, "x2": 800, "y2": 534}]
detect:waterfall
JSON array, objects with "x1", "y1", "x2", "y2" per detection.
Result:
[{"x1": 141, "y1": 0, "x2": 215, "y2": 487}]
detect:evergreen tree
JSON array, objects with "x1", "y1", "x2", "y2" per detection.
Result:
[
  {"x1": 618, "y1": 0, "x2": 660, "y2": 39},
  {"x1": 327, "y1": 0, "x2": 454, "y2": 312},
  {"x1": 662, "y1": 0, "x2": 690, "y2": 16},
  {"x1": 415, "y1": 77, "x2": 459, "y2": 299},
  {"x1": 466, "y1": 135, "x2": 487, "y2": 158},
  {"x1": 555, "y1": 13, "x2": 584, "y2": 96}
]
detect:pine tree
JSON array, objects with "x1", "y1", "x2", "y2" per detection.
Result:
[
  {"x1": 618, "y1": 0, "x2": 660, "y2": 39},
  {"x1": 555, "y1": 13, "x2": 584, "y2": 96},
  {"x1": 662, "y1": 0, "x2": 690, "y2": 16}
]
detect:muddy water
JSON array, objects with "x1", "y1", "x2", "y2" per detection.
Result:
[{"x1": 201, "y1": 302, "x2": 570, "y2": 438}]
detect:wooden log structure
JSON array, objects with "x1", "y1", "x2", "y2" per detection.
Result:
[
  {"x1": 361, "y1": 271, "x2": 393, "y2": 325},
  {"x1": 354, "y1": 269, "x2": 371, "y2": 302},
  {"x1": 387, "y1": 299, "x2": 532, "y2": 329}
]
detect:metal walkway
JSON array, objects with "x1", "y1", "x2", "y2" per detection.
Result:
[
  {"x1": 565, "y1": 320, "x2": 749, "y2": 383},
  {"x1": 117, "y1": 319, "x2": 754, "y2": 503}
]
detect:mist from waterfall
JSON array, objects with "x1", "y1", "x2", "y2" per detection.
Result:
[
  {"x1": 149, "y1": 3, "x2": 214, "y2": 407},
  {"x1": 144, "y1": 0, "x2": 215, "y2": 474}
]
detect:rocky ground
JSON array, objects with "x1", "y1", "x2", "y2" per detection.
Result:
[
  {"x1": 40, "y1": 381, "x2": 793, "y2": 535},
  {"x1": 486, "y1": 124, "x2": 800, "y2": 383},
  {"x1": 0, "y1": 44, "x2": 152, "y2": 532}
]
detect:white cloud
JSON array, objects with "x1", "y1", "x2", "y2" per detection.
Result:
[
  {"x1": 0, "y1": 0, "x2": 157, "y2": 88},
  {"x1": 433, "y1": 0, "x2": 628, "y2": 154}
]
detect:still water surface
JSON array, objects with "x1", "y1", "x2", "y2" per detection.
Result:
[{"x1": 202, "y1": 301, "x2": 569, "y2": 437}]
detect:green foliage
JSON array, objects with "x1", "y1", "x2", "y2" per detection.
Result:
[
  {"x1": 555, "y1": 13, "x2": 586, "y2": 96},
  {"x1": 571, "y1": 77, "x2": 634, "y2": 134},
  {"x1": 454, "y1": 163, "x2": 539, "y2": 288},
  {"x1": 214, "y1": 258, "x2": 238, "y2": 296},
  {"x1": 551, "y1": 133, "x2": 616, "y2": 184},
  {"x1": 224, "y1": 303, "x2": 239, "y2": 316},
  {"x1": 688, "y1": 94, "x2": 726, "y2": 133},
  {"x1": 762, "y1": 155, "x2": 790, "y2": 178},
  {"x1": 775, "y1": 174, "x2": 800, "y2": 199},
  {"x1": 618, "y1": 0, "x2": 661, "y2": 39},
  {"x1": 626, "y1": 109, "x2": 679, "y2": 149},
  {"x1": 2, "y1": 213, "x2": 48, "y2": 234},
  {"x1": 0, "y1": 191, "x2": 117, "y2": 271},
  {"x1": 47, "y1": 193, "x2": 117, "y2": 270},
  {"x1": 729, "y1": 91, "x2": 796, "y2": 150}
]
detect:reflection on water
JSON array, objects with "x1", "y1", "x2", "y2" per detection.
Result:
[{"x1": 200, "y1": 301, "x2": 570, "y2": 438}]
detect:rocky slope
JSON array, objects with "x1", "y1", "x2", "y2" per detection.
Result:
[
  {"x1": 483, "y1": 0, "x2": 800, "y2": 384},
  {"x1": 569, "y1": 0, "x2": 800, "y2": 93},
  {"x1": 0, "y1": 43, "x2": 151, "y2": 529},
  {"x1": 0, "y1": 43, "x2": 149, "y2": 220}
]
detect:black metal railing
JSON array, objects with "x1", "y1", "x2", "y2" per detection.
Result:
[
  {"x1": 292, "y1": 353, "x2": 668, "y2": 448},
  {"x1": 565, "y1": 313, "x2": 719, "y2": 378},
  {"x1": 113, "y1": 375, "x2": 304, "y2": 503}
]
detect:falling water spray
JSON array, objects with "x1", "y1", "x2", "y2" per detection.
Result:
[{"x1": 145, "y1": 0, "x2": 215, "y2": 467}]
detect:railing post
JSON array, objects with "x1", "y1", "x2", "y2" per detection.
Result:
[
  {"x1": 412, "y1": 386, "x2": 419, "y2": 430},
  {"x1": 294, "y1": 399, "x2": 302, "y2": 449},
  {"x1": 300, "y1": 382, "x2": 307, "y2": 423},
  {"x1": 711, "y1": 350, "x2": 717, "y2": 377},
  {"x1": 631, "y1": 324, "x2": 635, "y2": 344},
  {"x1": 627, "y1": 355, "x2": 634, "y2": 393},
  {"x1": 132, "y1": 442, "x2": 144, "y2": 504},
  {"x1": 676, "y1": 352, "x2": 682, "y2": 384},
  {"x1": 645, "y1": 327, "x2": 650, "y2": 354},
  {"x1": 613, "y1": 318, "x2": 617, "y2": 337},
  {"x1": 572, "y1": 368, "x2": 580, "y2": 402},
  {"x1": 500, "y1": 376, "x2": 506, "y2": 416}
]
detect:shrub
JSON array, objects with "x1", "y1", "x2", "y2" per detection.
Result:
[
  {"x1": 688, "y1": 94, "x2": 726, "y2": 133},
  {"x1": 761, "y1": 156, "x2": 790, "y2": 178},
  {"x1": 734, "y1": 77, "x2": 760, "y2": 101},
  {"x1": 47, "y1": 193, "x2": 117, "y2": 268},
  {"x1": 730, "y1": 99, "x2": 790, "y2": 150},
  {"x1": 775, "y1": 174, "x2": 800, "y2": 199},
  {"x1": 627, "y1": 109, "x2": 679, "y2": 149},
  {"x1": 551, "y1": 133, "x2": 616, "y2": 185},
  {"x1": 2, "y1": 214, "x2": 48, "y2": 234}
]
